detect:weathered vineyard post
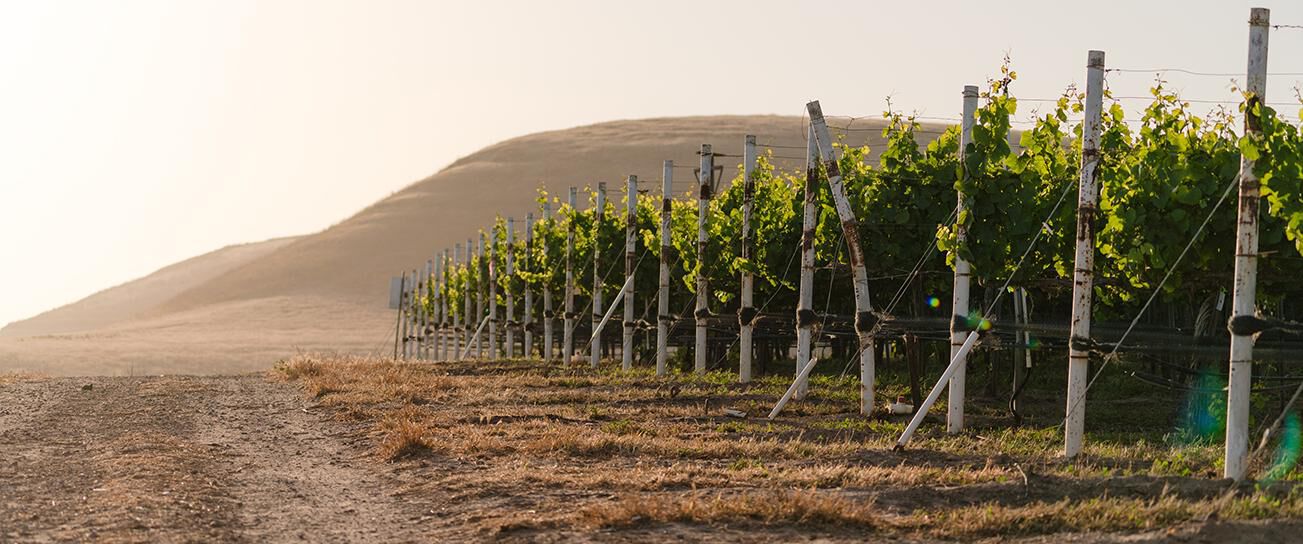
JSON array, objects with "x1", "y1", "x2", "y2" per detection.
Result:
[
  {"x1": 477, "y1": 233, "x2": 486, "y2": 359},
  {"x1": 592, "y1": 182, "x2": 607, "y2": 369},
  {"x1": 948, "y1": 85, "x2": 979, "y2": 432},
  {"x1": 394, "y1": 271, "x2": 406, "y2": 360},
  {"x1": 452, "y1": 243, "x2": 463, "y2": 360},
  {"x1": 739, "y1": 134, "x2": 757, "y2": 383},
  {"x1": 564, "y1": 187, "x2": 577, "y2": 363},
  {"x1": 435, "y1": 256, "x2": 445, "y2": 357},
  {"x1": 401, "y1": 270, "x2": 412, "y2": 359},
  {"x1": 464, "y1": 237, "x2": 474, "y2": 360},
  {"x1": 657, "y1": 162, "x2": 673, "y2": 376},
  {"x1": 525, "y1": 212, "x2": 535, "y2": 358},
  {"x1": 1065, "y1": 50, "x2": 1106, "y2": 459},
  {"x1": 695, "y1": 144, "x2": 713, "y2": 375},
  {"x1": 623, "y1": 175, "x2": 638, "y2": 371},
  {"x1": 505, "y1": 217, "x2": 516, "y2": 358},
  {"x1": 1226, "y1": 6, "x2": 1270, "y2": 481},
  {"x1": 806, "y1": 101, "x2": 878, "y2": 416},
  {"x1": 441, "y1": 249, "x2": 451, "y2": 361},
  {"x1": 796, "y1": 128, "x2": 817, "y2": 399},
  {"x1": 489, "y1": 227, "x2": 500, "y2": 359},
  {"x1": 542, "y1": 201, "x2": 555, "y2": 361}
]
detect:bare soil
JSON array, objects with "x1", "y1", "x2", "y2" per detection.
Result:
[
  {"x1": 0, "y1": 375, "x2": 430, "y2": 543},
  {"x1": 5, "y1": 366, "x2": 1303, "y2": 543}
]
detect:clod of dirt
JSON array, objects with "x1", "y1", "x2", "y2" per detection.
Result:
[{"x1": 81, "y1": 384, "x2": 93, "y2": 391}]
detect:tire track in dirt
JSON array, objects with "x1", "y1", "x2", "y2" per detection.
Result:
[{"x1": 0, "y1": 375, "x2": 429, "y2": 543}]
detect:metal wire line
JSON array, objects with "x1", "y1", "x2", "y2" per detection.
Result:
[{"x1": 1108, "y1": 67, "x2": 1303, "y2": 77}]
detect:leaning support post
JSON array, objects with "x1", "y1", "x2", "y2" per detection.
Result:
[
  {"x1": 505, "y1": 217, "x2": 516, "y2": 358},
  {"x1": 807, "y1": 101, "x2": 877, "y2": 416},
  {"x1": 1226, "y1": 6, "x2": 1270, "y2": 481},
  {"x1": 897, "y1": 332, "x2": 981, "y2": 448},
  {"x1": 657, "y1": 162, "x2": 673, "y2": 376},
  {"x1": 796, "y1": 128, "x2": 817, "y2": 400},
  {"x1": 542, "y1": 202, "x2": 555, "y2": 361},
  {"x1": 524, "y1": 213, "x2": 535, "y2": 358},
  {"x1": 948, "y1": 86, "x2": 979, "y2": 431},
  {"x1": 695, "y1": 144, "x2": 713, "y2": 374},
  {"x1": 622, "y1": 175, "x2": 638, "y2": 371},
  {"x1": 592, "y1": 182, "x2": 607, "y2": 369},
  {"x1": 768, "y1": 358, "x2": 820, "y2": 420},
  {"x1": 1064, "y1": 50, "x2": 1106, "y2": 459},
  {"x1": 563, "y1": 187, "x2": 578, "y2": 363},
  {"x1": 394, "y1": 271, "x2": 406, "y2": 360},
  {"x1": 400, "y1": 271, "x2": 411, "y2": 359},
  {"x1": 739, "y1": 135, "x2": 757, "y2": 383}
]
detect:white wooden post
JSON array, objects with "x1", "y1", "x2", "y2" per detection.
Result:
[
  {"x1": 505, "y1": 217, "x2": 516, "y2": 358},
  {"x1": 417, "y1": 267, "x2": 425, "y2": 359},
  {"x1": 592, "y1": 182, "x2": 607, "y2": 369},
  {"x1": 948, "y1": 86, "x2": 979, "y2": 431},
  {"x1": 739, "y1": 135, "x2": 757, "y2": 383},
  {"x1": 477, "y1": 233, "x2": 486, "y2": 359},
  {"x1": 542, "y1": 202, "x2": 555, "y2": 361},
  {"x1": 806, "y1": 101, "x2": 878, "y2": 417},
  {"x1": 796, "y1": 128, "x2": 817, "y2": 399},
  {"x1": 564, "y1": 187, "x2": 577, "y2": 363},
  {"x1": 435, "y1": 256, "x2": 445, "y2": 357},
  {"x1": 525, "y1": 213, "x2": 535, "y2": 358},
  {"x1": 422, "y1": 260, "x2": 433, "y2": 359},
  {"x1": 622, "y1": 175, "x2": 638, "y2": 371},
  {"x1": 1065, "y1": 50, "x2": 1106, "y2": 458},
  {"x1": 489, "y1": 228, "x2": 500, "y2": 359},
  {"x1": 657, "y1": 162, "x2": 673, "y2": 376},
  {"x1": 400, "y1": 271, "x2": 411, "y2": 359},
  {"x1": 464, "y1": 237, "x2": 474, "y2": 360},
  {"x1": 441, "y1": 249, "x2": 452, "y2": 361},
  {"x1": 695, "y1": 145, "x2": 713, "y2": 374},
  {"x1": 1226, "y1": 6, "x2": 1270, "y2": 481},
  {"x1": 453, "y1": 243, "x2": 463, "y2": 361}
]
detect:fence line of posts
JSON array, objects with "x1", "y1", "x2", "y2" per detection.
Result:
[{"x1": 388, "y1": 8, "x2": 1278, "y2": 481}]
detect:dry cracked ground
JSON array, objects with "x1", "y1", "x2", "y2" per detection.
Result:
[{"x1": 3, "y1": 357, "x2": 1303, "y2": 543}]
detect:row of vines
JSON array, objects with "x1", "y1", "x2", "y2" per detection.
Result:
[{"x1": 415, "y1": 65, "x2": 1303, "y2": 370}]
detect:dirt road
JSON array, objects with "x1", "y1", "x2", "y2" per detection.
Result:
[{"x1": 0, "y1": 375, "x2": 430, "y2": 543}]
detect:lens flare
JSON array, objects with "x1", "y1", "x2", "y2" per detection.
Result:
[
  {"x1": 1266, "y1": 412, "x2": 1302, "y2": 481},
  {"x1": 1025, "y1": 336, "x2": 1040, "y2": 349},
  {"x1": 1177, "y1": 370, "x2": 1226, "y2": 443},
  {"x1": 926, "y1": 296, "x2": 941, "y2": 309}
]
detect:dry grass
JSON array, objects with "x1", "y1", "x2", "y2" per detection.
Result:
[{"x1": 275, "y1": 354, "x2": 1303, "y2": 540}]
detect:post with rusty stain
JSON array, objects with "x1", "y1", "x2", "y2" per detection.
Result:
[
  {"x1": 947, "y1": 85, "x2": 979, "y2": 431},
  {"x1": 796, "y1": 127, "x2": 817, "y2": 400},
  {"x1": 739, "y1": 135, "x2": 757, "y2": 383},
  {"x1": 657, "y1": 162, "x2": 673, "y2": 376},
  {"x1": 563, "y1": 188, "x2": 578, "y2": 363},
  {"x1": 695, "y1": 145, "x2": 713, "y2": 375},
  {"x1": 622, "y1": 175, "x2": 638, "y2": 371},
  {"x1": 484, "y1": 226, "x2": 492, "y2": 357},
  {"x1": 419, "y1": 266, "x2": 428, "y2": 360},
  {"x1": 453, "y1": 243, "x2": 464, "y2": 360},
  {"x1": 542, "y1": 202, "x2": 555, "y2": 361},
  {"x1": 477, "y1": 233, "x2": 487, "y2": 359},
  {"x1": 591, "y1": 182, "x2": 607, "y2": 369},
  {"x1": 1226, "y1": 7, "x2": 1270, "y2": 481},
  {"x1": 524, "y1": 213, "x2": 535, "y2": 358},
  {"x1": 464, "y1": 237, "x2": 474, "y2": 361},
  {"x1": 504, "y1": 217, "x2": 517, "y2": 358},
  {"x1": 1065, "y1": 50, "x2": 1106, "y2": 458},
  {"x1": 806, "y1": 101, "x2": 877, "y2": 415}
]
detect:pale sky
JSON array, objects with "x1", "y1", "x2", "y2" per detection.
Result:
[{"x1": 3, "y1": 0, "x2": 1303, "y2": 328}]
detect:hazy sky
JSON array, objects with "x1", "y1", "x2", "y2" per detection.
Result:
[{"x1": 3, "y1": 0, "x2": 1303, "y2": 327}]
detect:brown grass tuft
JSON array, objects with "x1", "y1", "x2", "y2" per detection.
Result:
[{"x1": 581, "y1": 490, "x2": 883, "y2": 530}]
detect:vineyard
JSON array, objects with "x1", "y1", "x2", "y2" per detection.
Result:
[{"x1": 393, "y1": 8, "x2": 1303, "y2": 485}]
